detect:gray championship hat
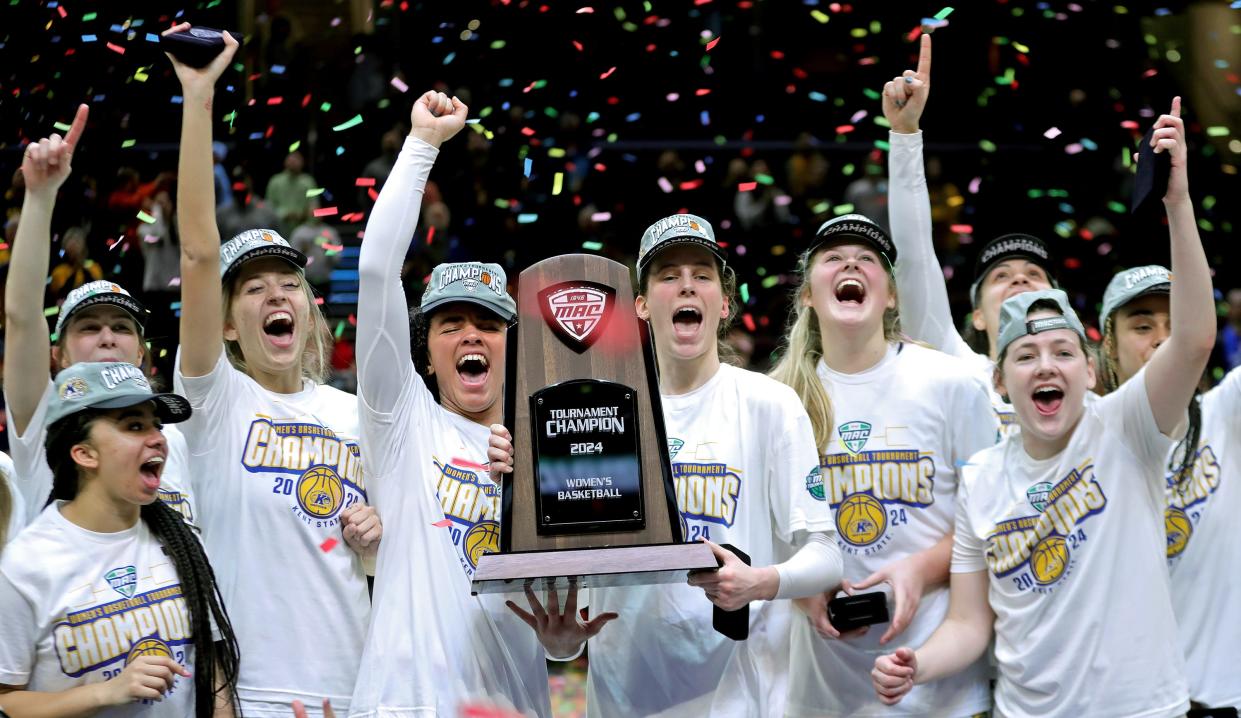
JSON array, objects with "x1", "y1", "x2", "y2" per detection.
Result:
[
  {"x1": 420, "y1": 262, "x2": 517, "y2": 323},
  {"x1": 56, "y1": 280, "x2": 150, "y2": 336},
  {"x1": 220, "y1": 228, "x2": 307, "y2": 279},
  {"x1": 970, "y1": 233, "x2": 1055, "y2": 307},
  {"x1": 45, "y1": 362, "x2": 192, "y2": 428},
  {"x1": 1099, "y1": 265, "x2": 1171, "y2": 329},
  {"x1": 996, "y1": 289, "x2": 1088, "y2": 357},
  {"x1": 808, "y1": 213, "x2": 897, "y2": 268},
  {"x1": 637, "y1": 213, "x2": 726, "y2": 276}
]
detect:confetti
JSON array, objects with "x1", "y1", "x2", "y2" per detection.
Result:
[
  {"x1": 313, "y1": 207, "x2": 339, "y2": 217},
  {"x1": 332, "y1": 115, "x2": 364, "y2": 131},
  {"x1": 432, "y1": 519, "x2": 453, "y2": 528},
  {"x1": 319, "y1": 537, "x2": 339, "y2": 553},
  {"x1": 137, "y1": 211, "x2": 157, "y2": 224},
  {"x1": 600, "y1": 67, "x2": 617, "y2": 79},
  {"x1": 451, "y1": 457, "x2": 490, "y2": 471},
  {"x1": 390, "y1": 76, "x2": 409, "y2": 93},
  {"x1": 705, "y1": 36, "x2": 720, "y2": 52}
]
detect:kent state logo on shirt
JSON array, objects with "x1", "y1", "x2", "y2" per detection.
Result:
[
  {"x1": 985, "y1": 460, "x2": 1107, "y2": 595},
  {"x1": 668, "y1": 437, "x2": 741, "y2": 543},
  {"x1": 53, "y1": 570, "x2": 193, "y2": 689},
  {"x1": 1164, "y1": 443, "x2": 1221, "y2": 560},
  {"x1": 434, "y1": 457, "x2": 501, "y2": 578},
  {"x1": 814, "y1": 421, "x2": 936, "y2": 555},
  {"x1": 240, "y1": 417, "x2": 366, "y2": 528}
]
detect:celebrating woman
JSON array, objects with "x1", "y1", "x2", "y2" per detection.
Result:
[
  {"x1": 769, "y1": 210, "x2": 996, "y2": 716},
  {"x1": 1097, "y1": 261, "x2": 1241, "y2": 710},
  {"x1": 4, "y1": 108, "x2": 196, "y2": 528},
  {"x1": 167, "y1": 23, "x2": 378, "y2": 717},
  {"x1": 0, "y1": 361, "x2": 239, "y2": 718},
  {"x1": 348, "y1": 90, "x2": 551, "y2": 716},
  {"x1": 872, "y1": 98, "x2": 1209, "y2": 717}
]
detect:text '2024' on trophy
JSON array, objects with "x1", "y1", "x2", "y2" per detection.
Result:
[{"x1": 471, "y1": 254, "x2": 717, "y2": 594}]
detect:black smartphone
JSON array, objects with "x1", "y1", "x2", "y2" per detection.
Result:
[
  {"x1": 1131, "y1": 124, "x2": 1172, "y2": 214},
  {"x1": 161, "y1": 26, "x2": 243, "y2": 68},
  {"x1": 827, "y1": 591, "x2": 890, "y2": 632}
]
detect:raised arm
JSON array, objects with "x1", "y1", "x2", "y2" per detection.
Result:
[
  {"x1": 355, "y1": 91, "x2": 465, "y2": 413},
  {"x1": 1142, "y1": 97, "x2": 1215, "y2": 435},
  {"x1": 885, "y1": 35, "x2": 971, "y2": 357},
  {"x1": 165, "y1": 23, "x2": 238, "y2": 378},
  {"x1": 3, "y1": 105, "x2": 88, "y2": 434}
]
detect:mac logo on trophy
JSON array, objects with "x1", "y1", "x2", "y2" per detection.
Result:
[
  {"x1": 471, "y1": 255, "x2": 716, "y2": 594},
  {"x1": 539, "y1": 281, "x2": 615, "y2": 351}
]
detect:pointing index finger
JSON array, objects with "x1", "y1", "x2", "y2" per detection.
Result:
[
  {"x1": 916, "y1": 33, "x2": 932, "y2": 80},
  {"x1": 64, "y1": 104, "x2": 89, "y2": 148},
  {"x1": 1170, "y1": 95, "x2": 1181, "y2": 119}
]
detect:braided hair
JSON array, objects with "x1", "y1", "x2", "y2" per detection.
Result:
[{"x1": 44, "y1": 410, "x2": 241, "y2": 718}]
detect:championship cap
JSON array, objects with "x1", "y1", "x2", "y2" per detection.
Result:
[
  {"x1": 970, "y1": 233, "x2": 1055, "y2": 307},
  {"x1": 1099, "y1": 265, "x2": 1171, "y2": 329},
  {"x1": 420, "y1": 262, "x2": 517, "y2": 323},
  {"x1": 45, "y1": 362, "x2": 192, "y2": 428},
  {"x1": 220, "y1": 228, "x2": 307, "y2": 279},
  {"x1": 636, "y1": 213, "x2": 726, "y2": 276},
  {"x1": 996, "y1": 289, "x2": 1088, "y2": 357},
  {"x1": 807, "y1": 214, "x2": 897, "y2": 268},
  {"x1": 56, "y1": 280, "x2": 150, "y2": 336}
]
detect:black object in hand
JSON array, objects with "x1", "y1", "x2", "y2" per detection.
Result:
[
  {"x1": 711, "y1": 543, "x2": 751, "y2": 641},
  {"x1": 827, "y1": 591, "x2": 890, "y2": 632},
  {"x1": 162, "y1": 26, "x2": 242, "y2": 68},
  {"x1": 1131, "y1": 125, "x2": 1172, "y2": 214}
]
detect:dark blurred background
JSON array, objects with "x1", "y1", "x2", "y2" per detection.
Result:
[{"x1": 2, "y1": 0, "x2": 1239, "y2": 391}]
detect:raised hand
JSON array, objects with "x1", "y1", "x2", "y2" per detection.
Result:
[
  {"x1": 101, "y1": 654, "x2": 189, "y2": 705},
  {"x1": 871, "y1": 647, "x2": 917, "y2": 705},
  {"x1": 20, "y1": 104, "x2": 88, "y2": 198},
  {"x1": 162, "y1": 22, "x2": 239, "y2": 102},
  {"x1": 410, "y1": 90, "x2": 468, "y2": 149},
  {"x1": 882, "y1": 33, "x2": 931, "y2": 134},
  {"x1": 506, "y1": 581, "x2": 618, "y2": 658},
  {"x1": 1151, "y1": 96, "x2": 1188, "y2": 204}
]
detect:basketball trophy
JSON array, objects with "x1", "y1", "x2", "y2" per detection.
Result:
[{"x1": 471, "y1": 254, "x2": 717, "y2": 594}]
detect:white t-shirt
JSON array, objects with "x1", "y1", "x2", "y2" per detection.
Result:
[
  {"x1": 953, "y1": 368, "x2": 1189, "y2": 718},
  {"x1": 587, "y1": 364, "x2": 834, "y2": 718},
  {"x1": 785, "y1": 343, "x2": 995, "y2": 718},
  {"x1": 174, "y1": 350, "x2": 369, "y2": 716},
  {"x1": 0, "y1": 504, "x2": 198, "y2": 718},
  {"x1": 1, "y1": 452, "x2": 23, "y2": 551},
  {"x1": 4, "y1": 382, "x2": 196, "y2": 527},
  {"x1": 1166, "y1": 366, "x2": 1241, "y2": 707},
  {"x1": 349, "y1": 135, "x2": 549, "y2": 718},
  {"x1": 888, "y1": 130, "x2": 1018, "y2": 434}
]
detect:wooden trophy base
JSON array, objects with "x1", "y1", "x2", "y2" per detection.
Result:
[{"x1": 471, "y1": 541, "x2": 718, "y2": 595}]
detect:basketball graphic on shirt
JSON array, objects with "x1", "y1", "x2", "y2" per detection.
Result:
[
  {"x1": 297, "y1": 466, "x2": 345, "y2": 518},
  {"x1": 1031, "y1": 535, "x2": 1070, "y2": 585},
  {"x1": 1164, "y1": 507, "x2": 1192, "y2": 558},
  {"x1": 127, "y1": 637, "x2": 173, "y2": 664},
  {"x1": 836, "y1": 493, "x2": 886, "y2": 546},
  {"x1": 464, "y1": 520, "x2": 501, "y2": 569}
]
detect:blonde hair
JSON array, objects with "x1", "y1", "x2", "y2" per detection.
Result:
[
  {"x1": 222, "y1": 274, "x2": 332, "y2": 385},
  {"x1": 769, "y1": 247, "x2": 902, "y2": 453}
]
